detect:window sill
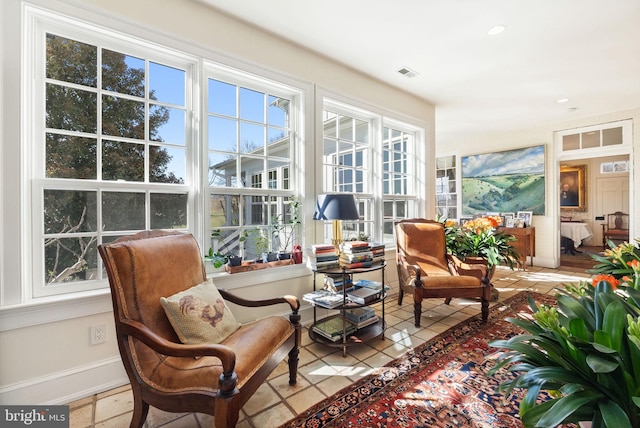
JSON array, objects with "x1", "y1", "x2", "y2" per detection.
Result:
[
  {"x1": 0, "y1": 288, "x2": 113, "y2": 332},
  {"x1": 0, "y1": 264, "x2": 312, "y2": 331}
]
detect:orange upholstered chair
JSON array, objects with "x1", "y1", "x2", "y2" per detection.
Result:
[
  {"x1": 395, "y1": 219, "x2": 491, "y2": 327},
  {"x1": 98, "y1": 230, "x2": 301, "y2": 428}
]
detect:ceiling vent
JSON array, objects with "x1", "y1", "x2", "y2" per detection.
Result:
[{"x1": 397, "y1": 67, "x2": 418, "y2": 78}]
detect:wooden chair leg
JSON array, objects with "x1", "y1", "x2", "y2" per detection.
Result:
[
  {"x1": 287, "y1": 346, "x2": 299, "y2": 385},
  {"x1": 444, "y1": 297, "x2": 452, "y2": 305},
  {"x1": 397, "y1": 287, "x2": 404, "y2": 305},
  {"x1": 413, "y1": 301, "x2": 422, "y2": 327},
  {"x1": 129, "y1": 395, "x2": 148, "y2": 428}
]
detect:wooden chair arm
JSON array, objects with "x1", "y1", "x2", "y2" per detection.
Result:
[
  {"x1": 119, "y1": 319, "x2": 236, "y2": 369},
  {"x1": 218, "y1": 290, "x2": 300, "y2": 313},
  {"x1": 447, "y1": 254, "x2": 488, "y2": 279},
  {"x1": 397, "y1": 252, "x2": 422, "y2": 283}
]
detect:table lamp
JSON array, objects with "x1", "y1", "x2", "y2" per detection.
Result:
[{"x1": 313, "y1": 194, "x2": 359, "y2": 250}]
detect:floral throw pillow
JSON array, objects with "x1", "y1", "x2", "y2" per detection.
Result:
[{"x1": 160, "y1": 278, "x2": 240, "y2": 344}]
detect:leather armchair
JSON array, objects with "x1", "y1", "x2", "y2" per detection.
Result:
[
  {"x1": 98, "y1": 230, "x2": 301, "y2": 428},
  {"x1": 395, "y1": 219, "x2": 491, "y2": 327}
]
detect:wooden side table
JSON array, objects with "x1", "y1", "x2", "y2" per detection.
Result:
[{"x1": 498, "y1": 227, "x2": 535, "y2": 270}]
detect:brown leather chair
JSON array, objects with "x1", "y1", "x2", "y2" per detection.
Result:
[
  {"x1": 98, "y1": 230, "x2": 301, "y2": 428},
  {"x1": 395, "y1": 219, "x2": 491, "y2": 327},
  {"x1": 602, "y1": 211, "x2": 629, "y2": 249}
]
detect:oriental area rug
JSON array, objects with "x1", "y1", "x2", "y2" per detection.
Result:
[{"x1": 280, "y1": 291, "x2": 557, "y2": 428}]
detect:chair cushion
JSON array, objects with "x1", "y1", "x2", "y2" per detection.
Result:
[{"x1": 160, "y1": 278, "x2": 240, "y2": 344}]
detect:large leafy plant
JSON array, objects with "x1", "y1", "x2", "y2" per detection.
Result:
[
  {"x1": 442, "y1": 216, "x2": 519, "y2": 269},
  {"x1": 489, "y1": 274, "x2": 640, "y2": 428}
]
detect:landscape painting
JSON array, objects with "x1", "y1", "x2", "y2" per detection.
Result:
[{"x1": 461, "y1": 145, "x2": 545, "y2": 216}]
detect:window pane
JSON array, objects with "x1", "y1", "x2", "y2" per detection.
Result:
[
  {"x1": 44, "y1": 190, "x2": 97, "y2": 233},
  {"x1": 209, "y1": 116, "x2": 238, "y2": 151},
  {"x1": 46, "y1": 34, "x2": 97, "y2": 87},
  {"x1": 150, "y1": 146, "x2": 185, "y2": 184},
  {"x1": 102, "y1": 50, "x2": 144, "y2": 97},
  {"x1": 562, "y1": 134, "x2": 579, "y2": 150},
  {"x1": 102, "y1": 140, "x2": 144, "y2": 182},
  {"x1": 150, "y1": 193, "x2": 188, "y2": 229},
  {"x1": 240, "y1": 122, "x2": 264, "y2": 153},
  {"x1": 582, "y1": 131, "x2": 599, "y2": 148},
  {"x1": 240, "y1": 87, "x2": 264, "y2": 122},
  {"x1": 339, "y1": 116, "x2": 353, "y2": 140},
  {"x1": 603, "y1": 127, "x2": 622, "y2": 146},
  {"x1": 268, "y1": 95, "x2": 288, "y2": 127},
  {"x1": 102, "y1": 95, "x2": 145, "y2": 139},
  {"x1": 268, "y1": 127, "x2": 287, "y2": 146},
  {"x1": 208, "y1": 79, "x2": 236, "y2": 116},
  {"x1": 46, "y1": 84, "x2": 97, "y2": 133},
  {"x1": 208, "y1": 153, "x2": 237, "y2": 187},
  {"x1": 45, "y1": 237, "x2": 97, "y2": 284},
  {"x1": 46, "y1": 134, "x2": 97, "y2": 179},
  {"x1": 149, "y1": 62, "x2": 185, "y2": 105},
  {"x1": 210, "y1": 194, "x2": 241, "y2": 228},
  {"x1": 355, "y1": 118, "x2": 368, "y2": 144},
  {"x1": 150, "y1": 105, "x2": 185, "y2": 145},
  {"x1": 102, "y1": 192, "x2": 145, "y2": 231}
]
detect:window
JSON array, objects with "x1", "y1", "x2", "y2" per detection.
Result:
[
  {"x1": 435, "y1": 155, "x2": 458, "y2": 219},
  {"x1": 556, "y1": 120, "x2": 632, "y2": 154},
  {"x1": 205, "y1": 71, "x2": 301, "y2": 261},
  {"x1": 321, "y1": 99, "x2": 421, "y2": 245},
  {"x1": 26, "y1": 9, "x2": 304, "y2": 299},
  {"x1": 382, "y1": 123, "x2": 418, "y2": 242},
  {"x1": 32, "y1": 27, "x2": 193, "y2": 297}
]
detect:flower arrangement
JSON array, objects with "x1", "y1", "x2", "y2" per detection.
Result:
[
  {"x1": 488, "y1": 241, "x2": 640, "y2": 427},
  {"x1": 442, "y1": 216, "x2": 519, "y2": 269}
]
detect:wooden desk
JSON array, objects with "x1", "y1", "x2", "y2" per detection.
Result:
[{"x1": 498, "y1": 227, "x2": 535, "y2": 270}]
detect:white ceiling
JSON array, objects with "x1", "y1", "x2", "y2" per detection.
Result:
[{"x1": 198, "y1": 0, "x2": 640, "y2": 147}]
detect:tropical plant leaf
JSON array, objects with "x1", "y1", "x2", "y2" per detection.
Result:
[
  {"x1": 599, "y1": 400, "x2": 633, "y2": 428},
  {"x1": 586, "y1": 354, "x2": 619, "y2": 373},
  {"x1": 602, "y1": 299, "x2": 626, "y2": 352},
  {"x1": 535, "y1": 390, "x2": 602, "y2": 427}
]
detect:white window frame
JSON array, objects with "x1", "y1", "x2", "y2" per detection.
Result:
[{"x1": 318, "y1": 94, "x2": 425, "y2": 244}]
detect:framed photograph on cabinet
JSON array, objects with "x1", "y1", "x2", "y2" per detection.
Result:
[{"x1": 517, "y1": 211, "x2": 533, "y2": 227}]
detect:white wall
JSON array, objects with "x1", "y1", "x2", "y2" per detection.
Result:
[
  {"x1": 0, "y1": 0, "x2": 430, "y2": 404},
  {"x1": 442, "y1": 108, "x2": 640, "y2": 268}
]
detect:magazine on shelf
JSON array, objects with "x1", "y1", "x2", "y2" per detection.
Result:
[
  {"x1": 302, "y1": 290, "x2": 344, "y2": 308},
  {"x1": 353, "y1": 279, "x2": 390, "y2": 292},
  {"x1": 352, "y1": 314, "x2": 380, "y2": 329}
]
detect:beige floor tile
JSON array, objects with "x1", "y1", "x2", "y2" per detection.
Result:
[
  {"x1": 69, "y1": 404, "x2": 92, "y2": 428},
  {"x1": 250, "y1": 403, "x2": 297, "y2": 428},
  {"x1": 284, "y1": 386, "x2": 326, "y2": 414},
  {"x1": 242, "y1": 383, "x2": 281, "y2": 417},
  {"x1": 145, "y1": 408, "x2": 189, "y2": 427},
  {"x1": 94, "y1": 390, "x2": 133, "y2": 423},
  {"x1": 154, "y1": 413, "x2": 200, "y2": 428},
  {"x1": 269, "y1": 371, "x2": 311, "y2": 398},
  {"x1": 94, "y1": 412, "x2": 132, "y2": 428}
]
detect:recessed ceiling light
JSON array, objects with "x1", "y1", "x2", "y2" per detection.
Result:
[
  {"x1": 488, "y1": 25, "x2": 506, "y2": 35},
  {"x1": 557, "y1": 98, "x2": 569, "y2": 103}
]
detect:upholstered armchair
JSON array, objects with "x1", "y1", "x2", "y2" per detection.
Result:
[
  {"x1": 98, "y1": 230, "x2": 301, "y2": 428},
  {"x1": 395, "y1": 219, "x2": 491, "y2": 327}
]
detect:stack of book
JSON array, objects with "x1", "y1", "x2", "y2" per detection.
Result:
[
  {"x1": 307, "y1": 244, "x2": 339, "y2": 270},
  {"x1": 369, "y1": 242, "x2": 385, "y2": 264},
  {"x1": 344, "y1": 307, "x2": 379, "y2": 329},
  {"x1": 312, "y1": 315, "x2": 356, "y2": 342},
  {"x1": 339, "y1": 241, "x2": 373, "y2": 268}
]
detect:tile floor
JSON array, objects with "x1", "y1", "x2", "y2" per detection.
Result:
[{"x1": 67, "y1": 265, "x2": 590, "y2": 428}]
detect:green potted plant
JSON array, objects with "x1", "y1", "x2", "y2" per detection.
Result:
[
  {"x1": 488, "y1": 241, "x2": 640, "y2": 427},
  {"x1": 443, "y1": 216, "x2": 520, "y2": 271},
  {"x1": 210, "y1": 228, "x2": 249, "y2": 268},
  {"x1": 272, "y1": 196, "x2": 301, "y2": 260}
]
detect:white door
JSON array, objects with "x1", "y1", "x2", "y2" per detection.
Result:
[{"x1": 596, "y1": 177, "x2": 629, "y2": 245}]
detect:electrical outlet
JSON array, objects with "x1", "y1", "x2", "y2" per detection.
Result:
[{"x1": 90, "y1": 324, "x2": 107, "y2": 345}]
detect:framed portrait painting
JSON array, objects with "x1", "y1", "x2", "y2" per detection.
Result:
[{"x1": 559, "y1": 165, "x2": 586, "y2": 211}]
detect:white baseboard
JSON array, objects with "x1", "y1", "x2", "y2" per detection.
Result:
[{"x1": 0, "y1": 357, "x2": 128, "y2": 405}]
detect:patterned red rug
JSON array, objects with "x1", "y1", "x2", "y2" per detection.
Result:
[{"x1": 281, "y1": 291, "x2": 557, "y2": 428}]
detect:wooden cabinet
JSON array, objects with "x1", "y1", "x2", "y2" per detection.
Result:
[{"x1": 498, "y1": 227, "x2": 535, "y2": 270}]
